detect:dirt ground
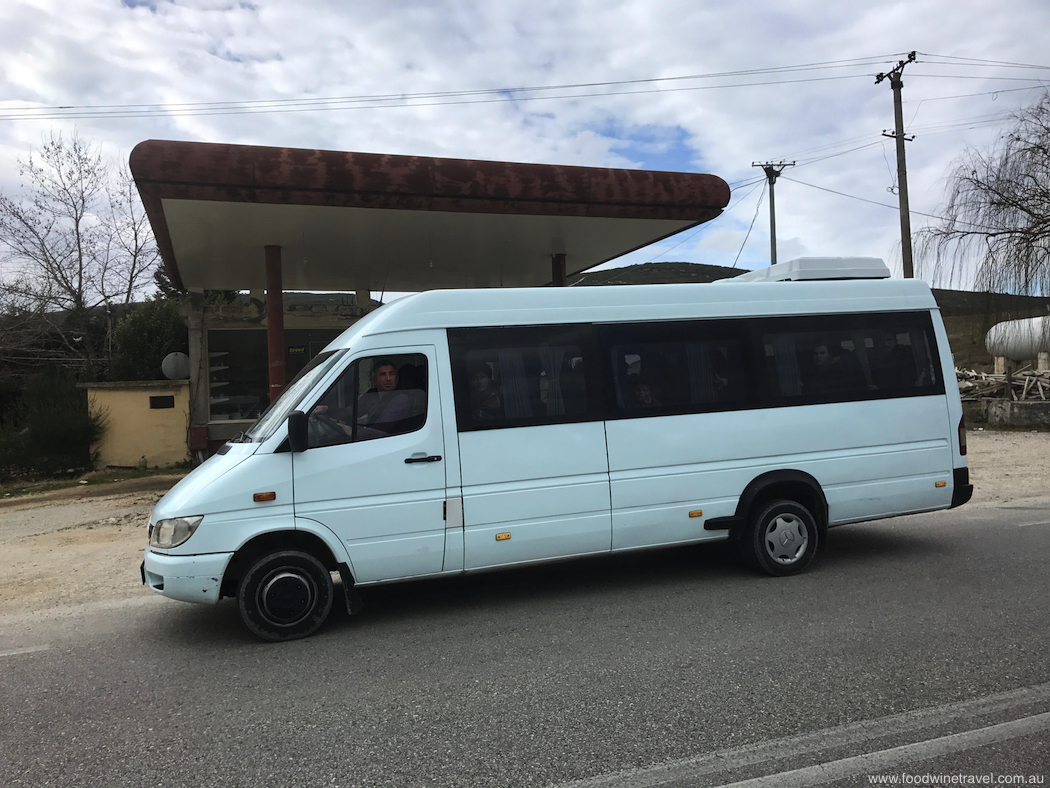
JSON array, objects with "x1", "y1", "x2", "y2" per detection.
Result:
[{"x1": 0, "y1": 430, "x2": 1046, "y2": 616}]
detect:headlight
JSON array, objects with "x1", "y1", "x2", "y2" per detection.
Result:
[{"x1": 150, "y1": 516, "x2": 204, "y2": 548}]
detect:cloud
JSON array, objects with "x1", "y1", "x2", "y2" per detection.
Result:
[{"x1": 1, "y1": 0, "x2": 1047, "y2": 282}]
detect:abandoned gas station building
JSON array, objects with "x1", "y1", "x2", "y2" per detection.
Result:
[{"x1": 127, "y1": 140, "x2": 730, "y2": 459}]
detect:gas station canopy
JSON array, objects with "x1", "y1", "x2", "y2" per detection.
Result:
[{"x1": 130, "y1": 140, "x2": 730, "y2": 292}]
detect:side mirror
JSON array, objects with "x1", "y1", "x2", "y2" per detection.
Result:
[{"x1": 287, "y1": 410, "x2": 308, "y2": 453}]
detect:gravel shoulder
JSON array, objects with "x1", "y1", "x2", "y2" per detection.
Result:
[{"x1": 0, "y1": 430, "x2": 1045, "y2": 616}]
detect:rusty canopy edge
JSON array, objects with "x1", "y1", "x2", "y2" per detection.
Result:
[{"x1": 129, "y1": 139, "x2": 730, "y2": 291}]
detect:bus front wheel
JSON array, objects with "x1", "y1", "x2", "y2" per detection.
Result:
[
  {"x1": 739, "y1": 498, "x2": 818, "y2": 576},
  {"x1": 238, "y1": 550, "x2": 334, "y2": 641}
]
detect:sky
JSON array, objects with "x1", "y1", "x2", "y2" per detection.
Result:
[{"x1": 1, "y1": 0, "x2": 1048, "y2": 288}]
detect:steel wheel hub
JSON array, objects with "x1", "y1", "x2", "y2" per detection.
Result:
[{"x1": 259, "y1": 570, "x2": 316, "y2": 625}]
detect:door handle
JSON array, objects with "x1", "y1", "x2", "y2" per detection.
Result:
[{"x1": 405, "y1": 454, "x2": 442, "y2": 464}]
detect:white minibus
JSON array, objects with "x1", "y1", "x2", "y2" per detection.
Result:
[{"x1": 142, "y1": 259, "x2": 971, "y2": 641}]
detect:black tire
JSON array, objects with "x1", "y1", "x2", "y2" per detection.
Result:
[
  {"x1": 238, "y1": 550, "x2": 334, "y2": 641},
  {"x1": 738, "y1": 498, "x2": 819, "y2": 576}
]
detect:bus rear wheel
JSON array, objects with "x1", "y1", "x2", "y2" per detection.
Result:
[
  {"x1": 238, "y1": 550, "x2": 334, "y2": 641},
  {"x1": 739, "y1": 498, "x2": 818, "y2": 576}
]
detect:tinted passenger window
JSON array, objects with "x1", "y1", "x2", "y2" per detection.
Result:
[
  {"x1": 449, "y1": 326, "x2": 599, "y2": 430},
  {"x1": 307, "y1": 354, "x2": 427, "y2": 447},
  {"x1": 601, "y1": 322, "x2": 750, "y2": 415},
  {"x1": 760, "y1": 314, "x2": 941, "y2": 402}
]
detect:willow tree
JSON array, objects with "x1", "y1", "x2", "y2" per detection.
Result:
[{"x1": 918, "y1": 91, "x2": 1050, "y2": 295}]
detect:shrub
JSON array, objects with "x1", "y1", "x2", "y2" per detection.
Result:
[
  {"x1": 109, "y1": 297, "x2": 188, "y2": 381},
  {"x1": 0, "y1": 367, "x2": 106, "y2": 480}
]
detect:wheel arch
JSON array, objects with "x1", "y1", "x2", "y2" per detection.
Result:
[
  {"x1": 738, "y1": 469, "x2": 828, "y2": 534},
  {"x1": 706, "y1": 469, "x2": 828, "y2": 541},
  {"x1": 221, "y1": 529, "x2": 341, "y2": 599}
]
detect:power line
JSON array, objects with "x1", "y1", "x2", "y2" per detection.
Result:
[
  {"x1": 774, "y1": 87, "x2": 1048, "y2": 164},
  {"x1": 780, "y1": 176, "x2": 995, "y2": 231},
  {"x1": 774, "y1": 131, "x2": 883, "y2": 160},
  {"x1": 781, "y1": 176, "x2": 919, "y2": 212},
  {"x1": 639, "y1": 178, "x2": 768, "y2": 265},
  {"x1": 908, "y1": 113, "x2": 1015, "y2": 134},
  {"x1": 726, "y1": 174, "x2": 768, "y2": 189},
  {"x1": 725, "y1": 178, "x2": 767, "y2": 211},
  {"x1": 908, "y1": 85, "x2": 1048, "y2": 102},
  {"x1": 2, "y1": 51, "x2": 1044, "y2": 123},
  {"x1": 774, "y1": 113, "x2": 1032, "y2": 170},
  {"x1": 0, "y1": 53, "x2": 917, "y2": 122},
  {"x1": 732, "y1": 181, "x2": 767, "y2": 269},
  {"x1": 641, "y1": 178, "x2": 766, "y2": 264},
  {"x1": 22, "y1": 54, "x2": 913, "y2": 112},
  {"x1": 793, "y1": 141, "x2": 885, "y2": 168},
  {"x1": 0, "y1": 74, "x2": 880, "y2": 121},
  {"x1": 917, "y1": 52, "x2": 1050, "y2": 71},
  {"x1": 906, "y1": 73, "x2": 1050, "y2": 82}
]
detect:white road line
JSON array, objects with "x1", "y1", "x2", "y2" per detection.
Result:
[
  {"x1": 712, "y1": 712, "x2": 1050, "y2": 788},
  {"x1": 556, "y1": 682, "x2": 1050, "y2": 788},
  {"x1": 0, "y1": 644, "x2": 51, "y2": 658},
  {"x1": 1016, "y1": 521, "x2": 1050, "y2": 528}
]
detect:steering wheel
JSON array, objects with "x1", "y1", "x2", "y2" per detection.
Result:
[{"x1": 309, "y1": 412, "x2": 349, "y2": 445}]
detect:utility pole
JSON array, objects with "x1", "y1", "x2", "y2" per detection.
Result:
[
  {"x1": 752, "y1": 161, "x2": 794, "y2": 265},
  {"x1": 876, "y1": 51, "x2": 917, "y2": 278}
]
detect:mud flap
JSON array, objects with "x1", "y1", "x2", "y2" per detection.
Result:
[{"x1": 337, "y1": 563, "x2": 364, "y2": 616}]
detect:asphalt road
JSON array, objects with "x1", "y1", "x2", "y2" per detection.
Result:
[{"x1": 2, "y1": 500, "x2": 1049, "y2": 787}]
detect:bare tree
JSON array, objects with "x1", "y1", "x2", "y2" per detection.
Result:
[
  {"x1": 101, "y1": 161, "x2": 161, "y2": 305},
  {"x1": 0, "y1": 281, "x2": 51, "y2": 368},
  {"x1": 0, "y1": 130, "x2": 159, "y2": 377},
  {"x1": 917, "y1": 91, "x2": 1050, "y2": 296}
]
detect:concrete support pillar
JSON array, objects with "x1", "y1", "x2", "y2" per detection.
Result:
[
  {"x1": 1038, "y1": 352, "x2": 1050, "y2": 372},
  {"x1": 994, "y1": 357, "x2": 1006, "y2": 375},
  {"x1": 265, "y1": 245, "x2": 286, "y2": 403},
  {"x1": 180, "y1": 295, "x2": 209, "y2": 457},
  {"x1": 551, "y1": 253, "x2": 566, "y2": 287}
]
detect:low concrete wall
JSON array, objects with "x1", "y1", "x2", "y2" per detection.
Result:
[
  {"x1": 83, "y1": 381, "x2": 191, "y2": 468},
  {"x1": 982, "y1": 399, "x2": 1050, "y2": 429}
]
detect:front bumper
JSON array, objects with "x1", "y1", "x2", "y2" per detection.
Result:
[{"x1": 142, "y1": 550, "x2": 234, "y2": 605}]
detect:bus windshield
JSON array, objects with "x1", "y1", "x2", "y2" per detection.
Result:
[{"x1": 244, "y1": 350, "x2": 347, "y2": 442}]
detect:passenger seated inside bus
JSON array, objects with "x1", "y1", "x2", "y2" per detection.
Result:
[
  {"x1": 630, "y1": 377, "x2": 662, "y2": 408},
  {"x1": 309, "y1": 355, "x2": 427, "y2": 445},
  {"x1": 468, "y1": 364, "x2": 503, "y2": 421},
  {"x1": 609, "y1": 339, "x2": 747, "y2": 412},
  {"x1": 462, "y1": 342, "x2": 589, "y2": 424},
  {"x1": 802, "y1": 339, "x2": 863, "y2": 396},
  {"x1": 870, "y1": 331, "x2": 917, "y2": 390}
]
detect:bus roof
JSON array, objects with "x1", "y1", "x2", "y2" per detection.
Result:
[{"x1": 330, "y1": 278, "x2": 939, "y2": 346}]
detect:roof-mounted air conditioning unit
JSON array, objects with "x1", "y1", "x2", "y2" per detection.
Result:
[{"x1": 727, "y1": 257, "x2": 891, "y2": 282}]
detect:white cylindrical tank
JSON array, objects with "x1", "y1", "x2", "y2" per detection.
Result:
[{"x1": 985, "y1": 316, "x2": 1050, "y2": 360}]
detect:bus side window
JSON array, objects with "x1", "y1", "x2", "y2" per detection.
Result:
[
  {"x1": 761, "y1": 313, "x2": 943, "y2": 403},
  {"x1": 606, "y1": 335, "x2": 749, "y2": 414},
  {"x1": 449, "y1": 326, "x2": 600, "y2": 431}
]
